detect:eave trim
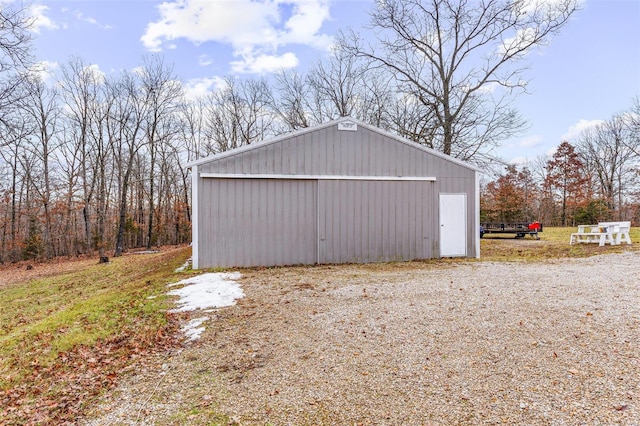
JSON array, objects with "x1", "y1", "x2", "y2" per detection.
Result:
[{"x1": 199, "y1": 173, "x2": 437, "y2": 181}]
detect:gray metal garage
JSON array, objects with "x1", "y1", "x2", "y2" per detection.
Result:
[{"x1": 189, "y1": 117, "x2": 480, "y2": 269}]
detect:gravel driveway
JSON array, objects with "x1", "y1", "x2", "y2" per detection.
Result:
[{"x1": 82, "y1": 252, "x2": 640, "y2": 425}]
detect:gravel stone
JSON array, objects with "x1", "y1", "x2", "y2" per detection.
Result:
[{"x1": 81, "y1": 252, "x2": 640, "y2": 425}]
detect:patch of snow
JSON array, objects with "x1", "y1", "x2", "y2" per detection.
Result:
[
  {"x1": 167, "y1": 272, "x2": 243, "y2": 341},
  {"x1": 167, "y1": 272, "x2": 243, "y2": 313},
  {"x1": 182, "y1": 316, "x2": 209, "y2": 341},
  {"x1": 174, "y1": 257, "x2": 192, "y2": 272}
]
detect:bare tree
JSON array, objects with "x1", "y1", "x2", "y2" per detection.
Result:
[
  {"x1": 0, "y1": 4, "x2": 32, "y2": 144},
  {"x1": 272, "y1": 69, "x2": 311, "y2": 131},
  {"x1": 20, "y1": 76, "x2": 61, "y2": 258},
  {"x1": 87, "y1": 79, "x2": 113, "y2": 262},
  {"x1": 204, "y1": 76, "x2": 274, "y2": 153},
  {"x1": 307, "y1": 48, "x2": 366, "y2": 120},
  {"x1": 59, "y1": 58, "x2": 105, "y2": 252},
  {"x1": 0, "y1": 117, "x2": 30, "y2": 261},
  {"x1": 387, "y1": 93, "x2": 438, "y2": 148},
  {"x1": 108, "y1": 71, "x2": 148, "y2": 257},
  {"x1": 56, "y1": 123, "x2": 82, "y2": 256},
  {"x1": 174, "y1": 98, "x2": 207, "y2": 226},
  {"x1": 138, "y1": 56, "x2": 183, "y2": 249},
  {"x1": 272, "y1": 53, "x2": 392, "y2": 132},
  {"x1": 306, "y1": 48, "x2": 393, "y2": 127},
  {"x1": 577, "y1": 116, "x2": 639, "y2": 217},
  {"x1": 340, "y1": 0, "x2": 578, "y2": 162},
  {"x1": 528, "y1": 154, "x2": 554, "y2": 225},
  {"x1": 356, "y1": 68, "x2": 393, "y2": 128},
  {"x1": 626, "y1": 97, "x2": 640, "y2": 156},
  {"x1": 0, "y1": 5, "x2": 31, "y2": 68},
  {"x1": 177, "y1": 96, "x2": 207, "y2": 160}
]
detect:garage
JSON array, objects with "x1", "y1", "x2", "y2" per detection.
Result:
[{"x1": 189, "y1": 117, "x2": 480, "y2": 269}]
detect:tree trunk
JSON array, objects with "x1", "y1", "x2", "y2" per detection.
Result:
[
  {"x1": 114, "y1": 169, "x2": 131, "y2": 257},
  {"x1": 146, "y1": 142, "x2": 156, "y2": 249}
]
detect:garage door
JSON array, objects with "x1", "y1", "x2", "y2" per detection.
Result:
[
  {"x1": 201, "y1": 179, "x2": 317, "y2": 267},
  {"x1": 318, "y1": 180, "x2": 433, "y2": 263}
]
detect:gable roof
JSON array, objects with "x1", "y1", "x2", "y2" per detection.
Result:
[{"x1": 187, "y1": 116, "x2": 481, "y2": 173}]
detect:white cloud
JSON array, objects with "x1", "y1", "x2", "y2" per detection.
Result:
[
  {"x1": 131, "y1": 66, "x2": 145, "y2": 76},
  {"x1": 500, "y1": 27, "x2": 537, "y2": 56},
  {"x1": 477, "y1": 81, "x2": 500, "y2": 94},
  {"x1": 198, "y1": 54, "x2": 213, "y2": 67},
  {"x1": 500, "y1": 0, "x2": 584, "y2": 57},
  {"x1": 141, "y1": 0, "x2": 274, "y2": 51},
  {"x1": 546, "y1": 145, "x2": 558, "y2": 157},
  {"x1": 182, "y1": 76, "x2": 225, "y2": 100},
  {"x1": 508, "y1": 156, "x2": 530, "y2": 165},
  {"x1": 519, "y1": 0, "x2": 585, "y2": 15},
  {"x1": 503, "y1": 134, "x2": 542, "y2": 149},
  {"x1": 231, "y1": 52, "x2": 299, "y2": 74},
  {"x1": 518, "y1": 135, "x2": 543, "y2": 148},
  {"x1": 73, "y1": 10, "x2": 113, "y2": 29},
  {"x1": 560, "y1": 119, "x2": 605, "y2": 141},
  {"x1": 28, "y1": 4, "x2": 59, "y2": 33},
  {"x1": 74, "y1": 11, "x2": 96, "y2": 25},
  {"x1": 278, "y1": 0, "x2": 333, "y2": 48},
  {"x1": 141, "y1": 0, "x2": 333, "y2": 73},
  {"x1": 30, "y1": 60, "x2": 59, "y2": 83},
  {"x1": 84, "y1": 63, "x2": 106, "y2": 84}
]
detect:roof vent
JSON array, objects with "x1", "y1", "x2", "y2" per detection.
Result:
[{"x1": 337, "y1": 121, "x2": 357, "y2": 132}]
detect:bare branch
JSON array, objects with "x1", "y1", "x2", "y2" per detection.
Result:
[{"x1": 339, "y1": 0, "x2": 579, "y2": 164}]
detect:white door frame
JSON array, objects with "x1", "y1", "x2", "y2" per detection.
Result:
[{"x1": 439, "y1": 193, "x2": 467, "y2": 257}]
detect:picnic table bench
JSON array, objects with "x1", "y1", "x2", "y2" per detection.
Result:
[{"x1": 569, "y1": 221, "x2": 632, "y2": 247}]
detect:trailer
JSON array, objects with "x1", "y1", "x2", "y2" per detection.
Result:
[{"x1": 480, "y1": 221, "x2": 543, "y2": 239}]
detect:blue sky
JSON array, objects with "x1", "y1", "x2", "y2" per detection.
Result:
[{"x1": 23, "y1": 0, "x2": 640, "y2": 164}]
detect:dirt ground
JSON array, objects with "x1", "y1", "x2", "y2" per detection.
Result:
[
  {"x1": 0, "y1": 256, "x2": 99, "y2": 288},
  {"x1": 0, "y1": 249, "x2": 175, "y2": 289},
  {"x1": 80, "y1": 251, "x2": 640, "y2": 425}
]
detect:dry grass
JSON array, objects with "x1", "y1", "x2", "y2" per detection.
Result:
[
  {"x1": 479, "y1": 226, "x2": 640, "y2": 261},
  {"x1": 0, "y1": 246, "x2": 191, "y2": 424}
]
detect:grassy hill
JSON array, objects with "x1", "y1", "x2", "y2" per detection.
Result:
[{"x1": 0, "y1": 246, "x2": 192, "y2": 424}]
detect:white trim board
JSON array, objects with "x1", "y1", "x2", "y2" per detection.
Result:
[
  {"x1": 191, "y1": 164, "x2": 199, "y2": 269},
  {"x1": 200, "y1": 173, "x2": 436, "y2": 182}
]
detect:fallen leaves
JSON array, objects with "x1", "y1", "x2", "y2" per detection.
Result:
[{"x1": 1, "y1": 324, "x2": 183, "y2": 424}]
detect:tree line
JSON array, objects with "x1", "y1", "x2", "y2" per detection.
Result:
[
  {"x1": 481, "y1": 101, "x2": 640, "y2": 227},
  {"x1": 5, "y1": 0, "x2": 636, "y2": 263}
]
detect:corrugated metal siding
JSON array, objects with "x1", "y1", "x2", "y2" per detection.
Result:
[
  {"x1": 194, "y1": 120, "x2": 479, "y2": 267},
  {"x1": 198, "y1": 125, "x2": 475, "y2": 179},
  {"x1": 197, "y1": 178, "x2": 317, "y2": 268},
  {"x1": 319, "y1": 180, "x2": 435, "y2": 263}
]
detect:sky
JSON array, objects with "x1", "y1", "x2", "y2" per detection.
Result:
[{"x1": 19, "y1": 0, "x2": 640, "y2": 165}]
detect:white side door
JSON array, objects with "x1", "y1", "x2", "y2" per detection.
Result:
[{"x1": 439, "y1": 194, "x2": 467, "y2": 257}]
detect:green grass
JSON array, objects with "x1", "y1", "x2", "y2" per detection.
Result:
[
  {"x1": 0, "y1": 246, "x2": 193, "y2": 423},
  {"x1": 480, "y1": 226, "x2": 640, "y2": 261}
]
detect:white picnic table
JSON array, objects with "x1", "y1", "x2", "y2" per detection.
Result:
[{"x1": 569, "y1": 221, "x2": 632, "y2": 247}]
